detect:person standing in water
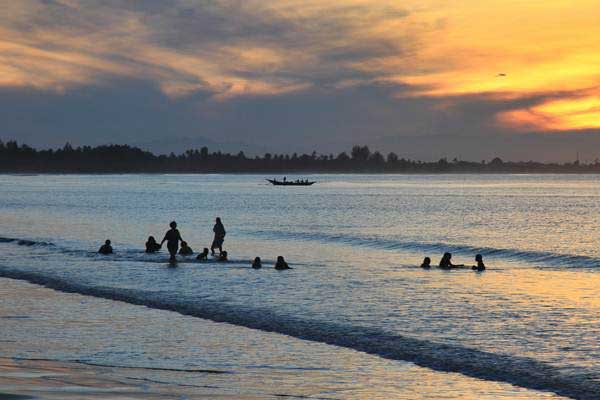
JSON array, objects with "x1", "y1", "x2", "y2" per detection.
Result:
[
  {"x1": 211, "y1": 217, "x2": 226, "y2": 256},
  {"x1": 161, "y1": 221, "x2": 183, "y2": 262}
]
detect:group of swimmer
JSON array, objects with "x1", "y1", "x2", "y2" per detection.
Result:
[
  {"x1": 97, "y1": 218, "x2": 483, "y2": 272},
  {"x1": 98, "y1": 218, "x2": 291, "y2": 270},
  {"x1": 421, "y1": 252, "x2": 486, "y2": 271}
]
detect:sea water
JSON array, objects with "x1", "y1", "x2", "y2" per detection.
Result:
[{"x1": 0, "y1": 174, "x2": 598, "y2": 399}]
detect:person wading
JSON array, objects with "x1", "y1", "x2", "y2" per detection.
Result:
[
  {"x1": 161, "y1": 221, "x2": 183, "y2": 262},
  {"x1": 211, "y1": 217, "x2": 226, "y2": 256}
]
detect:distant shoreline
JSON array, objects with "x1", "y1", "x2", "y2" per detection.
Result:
[{"x1": 2, "y1": 141, "x2": 599, "y2": 174}]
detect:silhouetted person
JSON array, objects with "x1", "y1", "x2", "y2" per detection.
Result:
[
  {"x1": 274, "y1": 256, "x2": 291, "y2": 270},
  {"x1": 472, "y1": 254, "x2": 486, "y2": 271},
  {"x1": 421, "y1": 257, "x2": 431, "y2": 269},
  {"x1": 161, "y1": 221, "x2": 183, "y2": 262},
  {"x1": 179, "y1": 241, "x2": 193, "y2": 255},
  {"x1": 145, "y1": 236, "x2": 160, "y2": 253},
  {"x1": 218, "y1": 251, "x2": 228, "y2": 262},
  {"x1": 196, "y1": 248, "x2": 209, "y2": 261},
  {"x1": 438, "y1": 252, "x2": 463, "y2": 269},
  {"x1": 98, "y1": 239, "x2": 113, "y2": 255},
  {"x1": 252, "y1": 257, "x2": 262, "y2": 269},
  {"x1": 211, "y1": 217, "x2": 226, "y2": 255}
]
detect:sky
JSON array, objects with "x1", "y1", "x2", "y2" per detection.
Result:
[{"x1": 0, "y1": 0, "x2": 599, "y2": 160}]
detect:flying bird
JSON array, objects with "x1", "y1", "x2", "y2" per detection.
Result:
[{"x1": 497, "y1": 73, "x2": 507, "y2": 77}]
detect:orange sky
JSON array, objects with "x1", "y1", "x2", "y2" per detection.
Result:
[{"x1": 0, "y1": 0, "x2": 598, "y2": 134}]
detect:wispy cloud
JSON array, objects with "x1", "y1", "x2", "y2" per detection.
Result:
[
  {"x1": 0, "y1": 0, "x2": 416, "y2": 99},
  {"x1": 0, "y1": 0, "x2": 598, "y2": 143}
]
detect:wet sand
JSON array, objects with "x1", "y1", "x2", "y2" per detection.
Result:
[{"x1": 0, "y1": 357, "x2": 259, "y2": 400}]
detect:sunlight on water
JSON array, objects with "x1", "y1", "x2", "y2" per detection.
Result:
[
  {"x1": 0, "y1": 174, "x2": 599, "y2": 398},
  {"x1": 0, "y1": 279, "x2": 569, "y2": 399}
]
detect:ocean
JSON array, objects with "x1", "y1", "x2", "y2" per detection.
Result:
[{"x1": 0, "y1": 174, "x2": 598, "y2": 399}]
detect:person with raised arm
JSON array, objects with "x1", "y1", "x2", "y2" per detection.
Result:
[{"x1": 438, "y1": 252, "x2": 463, "y2": 269}]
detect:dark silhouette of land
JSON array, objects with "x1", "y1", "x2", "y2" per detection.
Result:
[{"x1": 1, "y1": 140, "x2": 599, "y2": 173}]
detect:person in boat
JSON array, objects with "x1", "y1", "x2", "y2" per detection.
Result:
[
  {"x1": 420, "y1": 257, "x2": 431, "y2": 269},
  {"x1": 98, "y1": 239, "x2": 113, "y2": 254},
  {"x1": 438, "y1": 252, "x2": 463, "y2": 269},
  {"x1": 161, "y1": 221, "x2": 183, "y2": 262},
  {"x1": 145, "y1": 236, "x2": 161, "y2": 253},
  {"x1": 274, "y1": 256, "x2": 291, "y2": 270},
  {"x1": 252, "y1": 256, "x2": 262, "y2": 269},
  {"x1": 218, "y1": 251, "x2": 228, "y2": 262},
  {"x1": 472, "y1": 254, "x2": 486, "y2": 271},
  {"x1": 179, "y1": 241, "x2": 193, "y2": 255},
  {"x1": 196, "y1": 248, "x2": 209, "y2": 261},
  {"x1": 211, "y1": 217, "x2": 226, "y2": 256}
]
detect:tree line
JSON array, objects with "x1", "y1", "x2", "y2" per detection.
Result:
[{"x1": 1, "y1": 140, "x2": 599, "y2": 173}]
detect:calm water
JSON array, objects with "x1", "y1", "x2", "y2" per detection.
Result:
[{"x1": 0, "y1": 174, "x2": 599, "y2": 399}]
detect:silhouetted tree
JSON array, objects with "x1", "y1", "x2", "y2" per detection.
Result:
[{"x1": 0, "y1": 141, "x2": 596, "y2": 173}]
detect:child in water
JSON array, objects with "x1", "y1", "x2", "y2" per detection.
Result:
[
  {"x1": 218, "y1": 251, "x2": 228, "y2": 262},
  {"x1": 196, "y1": 248, "x2": 209, "y2": 261},
  {"x1": 274, "y1": 256, "x2": 291, "y2": 270},
  {"x1": 98, "y1": 240, "x2": 113, "y2": 254},
  {"x1": 472, "y1": 254, "x2": 486, "y2": 271},
  {"x1": 179, "y1": 241, "x2": 193, "y2": 255},
  {"x1": 252, "y1": 257, "x2": 262, "y2": 269},
  {"x1": 420, "y1": 257, "x2": 431, "y2": 269},
  {"x1": 145, "y1": 236, "x2": 161, "y2": 253}
]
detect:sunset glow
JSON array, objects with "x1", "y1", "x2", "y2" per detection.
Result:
[{"x1": 0, "y1": 0, "x2": 599, "y2": 153}]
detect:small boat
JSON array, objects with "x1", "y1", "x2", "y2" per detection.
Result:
[{"x1": 267, "y1": 179, "x2": 315, "y2": 186}]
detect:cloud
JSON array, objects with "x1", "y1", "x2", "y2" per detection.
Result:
[
  {"x1": 0, "y1": 0, "x2": 416, "y2": 99},
  {"x1": 0, "y1": 0, "x2": 599, "y2": 157}
]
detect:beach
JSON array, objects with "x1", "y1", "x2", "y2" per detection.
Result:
[{"x1": 0, "y1": 174, "x2": 599, "y2": 399}]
